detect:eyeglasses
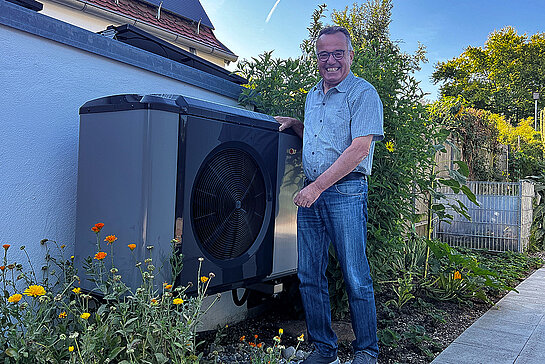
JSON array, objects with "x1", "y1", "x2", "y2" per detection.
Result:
[{"x1": 317, "y1": 50, "x2": 345, "y2": 62}]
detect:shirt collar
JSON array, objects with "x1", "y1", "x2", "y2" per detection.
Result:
[{"x1": 313, "y1": 71, "x2": 355, "y2": 94}]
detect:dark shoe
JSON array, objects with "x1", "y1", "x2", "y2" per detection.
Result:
[
  {"x1": 301, "y1": 350, "x2": 340, "y2": 364},
  {"x1": 351, "y1": 351, "x2": 377, "y2": 364}
]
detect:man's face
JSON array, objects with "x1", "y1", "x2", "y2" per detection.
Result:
[{"x1": 316, "y1": 32, "x2": 354, "y2": 89}]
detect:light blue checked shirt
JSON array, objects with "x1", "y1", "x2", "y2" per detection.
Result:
[{"x1": 302, "y1": 72, "x2": 384, "y2": 181}]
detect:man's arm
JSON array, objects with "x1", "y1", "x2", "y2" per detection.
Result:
[
  {"x1": 293, "y1": 135, "x2": 373, "y2": 208},
  {"x1": 274, "y1": 116, "x2": 304, "y2": 139}
]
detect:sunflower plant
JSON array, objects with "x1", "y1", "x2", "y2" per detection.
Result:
[{"x1": 0, "y1": 224, "x2": 218, "y2": 363}]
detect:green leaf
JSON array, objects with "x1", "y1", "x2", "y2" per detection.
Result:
[
  {"x1": 461, "y1": 185, "x2": 479, "y2": 205},
  {"x1": 5, "y1": 348, "x2": 17, "y2": 358},
  {"x1": 453, "y1": 161, "x2": 470, "y2": 177},
  {"x1": 155, "y1": 353, "x2": 169, "y2": 364}
]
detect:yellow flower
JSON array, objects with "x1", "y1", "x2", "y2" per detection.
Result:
[
  {"x1": 298, "y1": 334, "x2": 305, "y2": 342},
  {"x1": 128, "y1": 244, "x2": 136, "y2": 251},
  {"x1": 59, "y1": 311, "x2": 67, "y2": 318},
  {"x1": 23, "y1": 285, "x2": 46, "y2": 297},
  {"x1": 8, "y1": 293, "x2": 22, "y2": 303},
  {"x1": 385, "y1": 141, "x2": 395, "y2": 152},
  {"x1": 279, "y1": 328, "x2": 283, "y2": 335},
  {"x1": 453, "y1": 271, "x2": 462, "y2": 280},
  {"x1": 200, "y1": 276, "x2": 209, "y2": 283},
  {"x1": 80, "y1": 312, "x2": 90, "y2": 319},
  {"x1": 72, "y1": 287, "x2": 81, "y2": 294},
  {"x1": 68, "y1": 346, "x2": 74, "y2": 352},
  {"x1": 173, "y1": 298, "x2": 184, "y2": 305}
]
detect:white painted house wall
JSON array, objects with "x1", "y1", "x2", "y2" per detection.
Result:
[{"x1": 0, "y1": 0, "x2": 246, "y2": 328}]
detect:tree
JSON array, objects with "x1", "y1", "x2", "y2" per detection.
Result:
[{"x1": 433, "y1": 27, "x2": 545, "y2": 123}]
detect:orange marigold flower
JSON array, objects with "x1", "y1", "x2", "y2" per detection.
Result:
[
  {"x1": 3, "y1": 244, "x2": 10, "y2": 250},
  {"x1": 200, "y1": 276, "x2": 209, "y2": 283},
  {"x1": 59, "y1": 311, "x2": 67, "y2": 318},
  {"x1": 240, "y1": 336, "x2": 246, "y2": 342},
  {"x1": 128, "y1": 244, "x2": 136, "y2": 251},
  {"x1": 257, "y1": 343, "x2": 262, "y2": 348},
  {"x1": 453, "y1": 271, "x2": 462, "y2": 280},
  {"x1": 298, "y1": 334, "x2": 305, "y2": 341},
  {"x1": 173, "y1": 298, "x2": 184, "y2": 305},
  {"x1": 165, "y1": 284, "x2": 172, "y2": 290},
  {"x1": 8, "y1": 294, "x2": 22, "y2": 303},
  {"x1": 254, "y1": 334, "x2": 258, "y2": 339},
  {"x1": 80, "y1": 312, "x2": 90, "y2": 319},
  {"x1": 91, "y1": 223, "x2": 104, "y2": 233},
  {"x1": 151, "y1": 298, "x2": 158, "y2": 305},
  {"x1": 94, "y1": 252, "x2": 107, "y2": 260},
  {"x1": 249, "y1": 342, "x2": 256, "y2": 347},
  {"x1": 0, "y1": 266, "x2": 5, "y2": 271},
  {"x1": 23, "y1": 285, "x2": 46, "y2": 297},
  {"x1": 104, "y1": 235, "x2": 117, "y2": 244}
]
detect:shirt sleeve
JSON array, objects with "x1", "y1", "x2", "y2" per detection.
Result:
[{"x1": 349, "y1": 86, "x2": 384, "y2": 142}]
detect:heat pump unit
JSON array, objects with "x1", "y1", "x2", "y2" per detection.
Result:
[{"x1": 74, "y1": 94, "x2": 301, "y2": 294}]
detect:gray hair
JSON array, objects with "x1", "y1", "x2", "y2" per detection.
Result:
[{"x1": 317, "y1": 26, "x2": 354, "y2": 52}]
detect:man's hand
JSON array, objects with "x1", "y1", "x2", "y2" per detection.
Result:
[
  {"x1": 274, "y1": 116, "x2": 304, "y2": 138},
  {"x1": 294, "y1": 182, "x2": 324, "y2": 208}
]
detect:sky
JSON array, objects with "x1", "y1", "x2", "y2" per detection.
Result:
[{"x1": 199, "y1": 0, "x2": 545, "y2": 101}]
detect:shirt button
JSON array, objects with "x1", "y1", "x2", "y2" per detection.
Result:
[
  {"x1": 313, "y1": 169, "x2": 317, "y2": 172},
  {"x1": 312, "y1": 152, "x2": 315, "y2": 155},
  {"x1": 322, "y1": 102, "x2": 325, "y2": 105},
  {"x1": 320, "y1": 120, "x2": 322, "y2": 122},
  {"x1": 314, "y1": 134, "x2": 317, "y2": 137}
]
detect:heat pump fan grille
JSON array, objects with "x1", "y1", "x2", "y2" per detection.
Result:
[{"x1": 192, "y1": 148, "x2": 267, "y2": 260}]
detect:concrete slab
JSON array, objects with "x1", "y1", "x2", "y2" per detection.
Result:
[
  {"x1": 484, "y1": 302, "x2": 544, "y2": 326},
  {"x1": 431, "y1": 267, "x2": 545, "y2": 364},
  {"x1": 431, "y1": 342, "x2": 518, "y2": 364},
  {"x1": 453, "y1": 324, "x2": 529, "y2": 353},
  {"x1": 514, "y1": 317, "x2": 545, "y2": 364}
]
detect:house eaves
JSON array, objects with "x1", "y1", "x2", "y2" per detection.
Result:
[{"x1": 45, "y1": 0, "x2": 238, "y2": 62}]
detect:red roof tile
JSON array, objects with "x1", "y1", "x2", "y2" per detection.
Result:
[{"x1": 87, "y1": 0, "x2": 235, "y2": 56}]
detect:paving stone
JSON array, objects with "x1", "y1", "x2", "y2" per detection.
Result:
[{"x1": 431, "y1": 342, "x2": 518, "y2": 364}]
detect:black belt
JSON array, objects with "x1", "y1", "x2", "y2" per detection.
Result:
[{"x1": 304, "y1": 172, "x2": 366, "y2": 186}]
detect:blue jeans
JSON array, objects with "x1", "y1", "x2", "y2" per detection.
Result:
[{"x1": 297, "y1": 177, "x2": 378, "y2": 358}]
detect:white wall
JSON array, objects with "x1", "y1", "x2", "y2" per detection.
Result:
[{"x1": 0, "y1": 22, "x2": 239, "y2": 267}]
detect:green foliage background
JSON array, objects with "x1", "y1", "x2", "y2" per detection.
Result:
[{"x1": 433, "y1": 26, "x2": 545, "y2": 123}]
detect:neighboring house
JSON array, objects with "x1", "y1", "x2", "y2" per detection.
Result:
[{"x1": 10, "y1": 0, "x2": 238, "y2": 68}]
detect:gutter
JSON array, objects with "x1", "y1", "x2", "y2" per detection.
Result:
[{"x1": 43, "y1": 0, "x2": 238, "y2": 62}]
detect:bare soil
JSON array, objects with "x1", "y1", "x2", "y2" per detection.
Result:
[{"x1": 199, "y1": 261, "x2": 542, "y2": 364}]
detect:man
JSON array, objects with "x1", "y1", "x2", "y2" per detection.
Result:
[{"x1": 275, "y1": 26, "x2": 383, "y2": 364}]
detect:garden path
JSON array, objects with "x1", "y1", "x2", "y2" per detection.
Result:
[{"x1": 431, "y1": 267, "x2": 545, "y2": 364}]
